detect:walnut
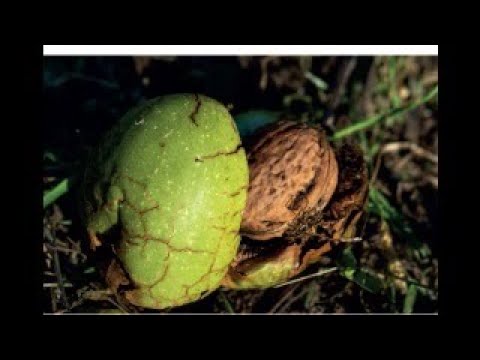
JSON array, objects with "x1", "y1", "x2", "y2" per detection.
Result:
[
  {"x1": 241, "y1": 121, "x2": 339, "y2": 240},
  {"x1": 222, "y1": 121, "x2": 369, "y2": 289}
]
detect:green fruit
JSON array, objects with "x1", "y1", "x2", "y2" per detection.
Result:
[{"x1": 82, "y1": 94, "x2": 249, "y2": 309}]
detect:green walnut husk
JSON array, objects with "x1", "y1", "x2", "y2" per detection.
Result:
[{"x1": 81, "y1": 94, "x2": 249, "y2": 310}]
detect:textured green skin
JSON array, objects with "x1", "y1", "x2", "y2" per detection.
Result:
[
  {"x1": 83, "y1": 94, "x2": 248, "y2": 309},
  {"x1": 229, "y1": 257, "x2": 296, "y2": 289}
]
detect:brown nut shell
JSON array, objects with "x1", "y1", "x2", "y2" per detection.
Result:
[
  {"x1": 222, "y1": 135, "x2": 369, "y2": 290},
  {"x1": 240, "y1": 121, "x2": 339, "y2": 240}
]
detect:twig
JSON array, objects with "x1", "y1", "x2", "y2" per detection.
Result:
[
  {"x1": 359, "y1": 58, "x2": 378, "y2": 116},
  {"x1": 277, "y1": 287, "x2": 310, "y2": 313},
  {"x1": 369, "y1": 159, "x2": 384, "y2": 186},
  {"x1": 50, "y1": 288, "x2": 57, "y2": 313},
  {"x1": 44, "y1": 243, "x2": 83, "y2": 256},
  {"x1": 370, "y1": 139, "x2": 437, "y2": 185},
  {"x1": 44, "y1": 227, "x2": 69, "y2": 308},
  {"x1": 269, "y1": 283, "x2": 303, "y2": 313},
  {"x1": 381, "y1": 142, "x2": 438, "y2": 164},
  {"x1": 43, "y1": 283, "x2": 73, "y2": 288},
  {"x1": 218, "y1": 291, "x2": 235, "y2": 314},
  {"x1": 329, "y1": 57, "x2": 357, "y2": 111},
  {"x1": 338, "y1": 237, "x2": 363, "y2": 243},
  {"x1": 305, "y1": 71, "x2": 328, "y2": 91},
  {"x1": 106, "y1": 297, "x2": 130, "y2": 313},
  {"x1": 393, "y1": 153, "x2": 414, "y2": 173},
  {"x1": 422, "y1": 71, "x2": 438, "y2": 87},
  {"x1": 274, "y1": 267, "x2": 338, "y2": 288},
  {"x1": 259, "y1": 57, "x2": 278, "y2": 90}
]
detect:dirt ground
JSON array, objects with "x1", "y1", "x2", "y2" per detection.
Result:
[{"x1": 43, "y1": 55, "x2": 438, "y2": 313}]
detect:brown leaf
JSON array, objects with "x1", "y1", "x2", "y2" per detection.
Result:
[{"x1": 105, "y1": 259, "x2": 130, "y2": 293}]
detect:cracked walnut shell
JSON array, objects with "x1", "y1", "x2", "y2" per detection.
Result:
[
  {"x1": 240, "y1": 121, "x2": 339, "y2": 240},
  {"x1": 222, "y1": 121, "x2": 368, "y2": 289}
]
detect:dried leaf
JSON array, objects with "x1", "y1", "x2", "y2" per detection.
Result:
[{"x1": 105, "y1": 259, "x2": 129, "y2": 293}]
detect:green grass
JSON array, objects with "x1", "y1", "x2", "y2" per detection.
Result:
[
  {"x1": 368, "y1": 186, "x2": 431, "y2": 261},
  {"x1": 337, "y1": 247, "x2": 384, "y2": 294},
  {"x1": 403, "y1": 284, "x2": 418, "y2": 313},
  {"x1": 330, "y1": 85, "x2": 438, "y2": 141},
  {"x1": 43, "y1": 177, "x2": 74, "y2": 209},
  {"x1": 331, "y1": 60, "x2": 438, "y2": 310},
  {"x1": 218, "y1": 291, "x2": 235, "y2": 313}
]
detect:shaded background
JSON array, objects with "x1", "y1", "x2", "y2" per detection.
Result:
[{"x1": 43, "y1": 56, "x2": 438, "y2": 313}]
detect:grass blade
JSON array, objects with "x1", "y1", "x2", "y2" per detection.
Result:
[
  {"x1": 352, "y1": 269, "x2": 384, "y2": 294},
  {"x1": 43, "y1": 177, "x2": 72, "y2": 209},
  {"x1": 403, "y1": 284, "x2": 418, "y2": 313},
  {"x1": 331, "y1": 85, "x2": 438, "y2": 141},
  {"x1": 218, "y1": 291, "x2": 235, "y2": 314},
  {"x1": 305, "y1": 71, "x2": 329, "y2": 90},
  {"x1": 44, "y1": 151, "x2": 58, "y2": 162},
  {"x1": 368, "y1": 186, "x2": 431, "y2": 261},
  {"x1": 341, "y1": 266, "x2": 384, "y2": 294}
]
